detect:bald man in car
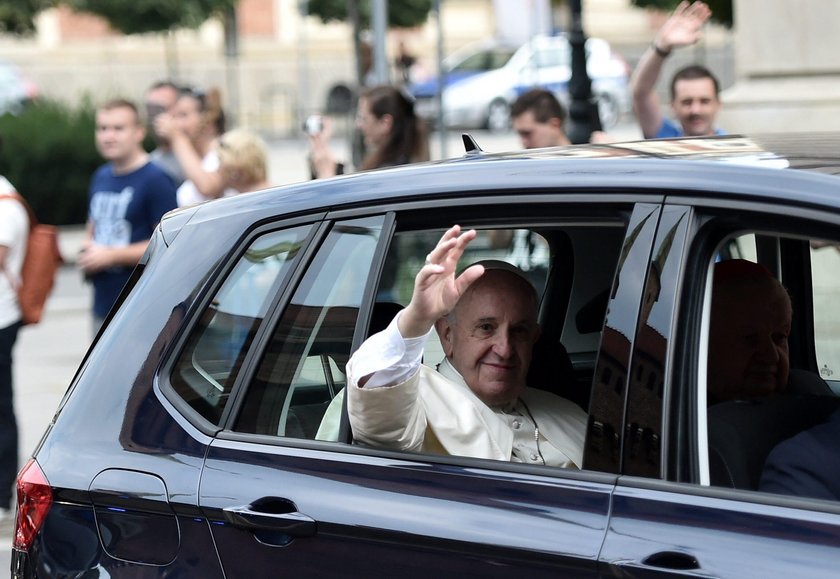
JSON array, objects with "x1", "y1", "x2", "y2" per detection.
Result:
[
  {"x1": 707, "y1": 259, "x2": 792, "y2": 405},
  {"x1": 346, "y1": 225, "x2": 587, "y2": 467}
]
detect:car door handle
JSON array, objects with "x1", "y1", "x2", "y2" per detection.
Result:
[
  {"x1": 223, "y1": 498, "x2": 317, "y2": 537},
  {"x1": 641, "y1": 550, "x2": 700, "y2": 571}
]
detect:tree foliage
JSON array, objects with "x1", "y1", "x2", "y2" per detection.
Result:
[
  {"x1": 0, "y1": 98, "x2": 99, "y2": 225},
  {"x1": 306, "y1": 0, "x2": 433, "y2": 29},
  {"x1": 0, "y1": 0, "x2": 54, "y2": 35},
  {"x1": 65, "y1": 0, "x2": 237, "y2": 35},
  {"x1": 630, "y1": 0, "x2": 732, "y2": 28}
]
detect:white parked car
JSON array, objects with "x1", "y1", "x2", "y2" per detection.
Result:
[
  {"x1": 0, "y1": 61, "x2": 38, "y2": 116},
  {"x1": 410, "y1": 35, "x2": 630, "y2": 132}
]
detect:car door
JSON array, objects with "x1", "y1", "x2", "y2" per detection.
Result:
[
  {"x1": 194, "y1": 200, "x2": 659, "y2": 578},
  {"x1": 600, "y1": 200, "x2": 840, "y2": 578}
]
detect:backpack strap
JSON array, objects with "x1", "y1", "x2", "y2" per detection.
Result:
[{"x1": 0, "y1": 191, "x2": 36, "y2": 229}]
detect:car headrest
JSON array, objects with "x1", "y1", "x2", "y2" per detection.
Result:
[
  {"x1": 370, "y1": 301, "x2": 403, "y2": 336},
  {"x1": 576, "y1": 287, "x2": 609, "y2": 334}
]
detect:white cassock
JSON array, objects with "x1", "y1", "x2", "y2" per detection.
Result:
[{"x1": 344, "y1": 312, "x2": 587, "y2": 468}]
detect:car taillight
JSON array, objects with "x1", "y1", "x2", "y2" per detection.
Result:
[{"x1": 13, "y1": 459, "x2": 52, "y2": 551}]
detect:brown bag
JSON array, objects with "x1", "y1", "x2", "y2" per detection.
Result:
[{"x1": 0, "y1": 192, "x2": 63, "y2": 325}]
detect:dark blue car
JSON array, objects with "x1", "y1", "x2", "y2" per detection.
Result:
[{"x1": 12, "y1": 134, "x2": 840, "y2": 577}]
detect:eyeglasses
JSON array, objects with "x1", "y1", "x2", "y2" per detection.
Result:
[{"x1": 180, "y1": 86, "x2": 206, "y2": 99}]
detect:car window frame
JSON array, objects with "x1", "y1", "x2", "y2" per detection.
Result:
[
  {"x1": 158, "y1": 214, "x2": 329, "y2": 435},
  {"x1": 662, "y1": 194, "x2": 840, "y2": 506}
]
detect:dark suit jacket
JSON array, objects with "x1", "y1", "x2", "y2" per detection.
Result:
[{"x1": 759, "y1": 409, "x2": 840, "y2": 501}]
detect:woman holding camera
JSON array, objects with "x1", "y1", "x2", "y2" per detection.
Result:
[
  {"x1": 154, "y1": 86, "x2": 237, "y2": 207},
  {"x1": 308, "y1": 84, "x2": 429, "y2": 179}
]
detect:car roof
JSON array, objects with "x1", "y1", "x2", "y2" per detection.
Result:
[{"x1": 170, "y1": 134, "x2": 840, "y2": 236}]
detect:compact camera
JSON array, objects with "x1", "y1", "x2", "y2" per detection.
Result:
[
  {"x1": 303, "y1": 115, "x2": 324, "y2": 136},
  {"x1": 145, "y1": 103, "x2": 167, "y2": 122}
]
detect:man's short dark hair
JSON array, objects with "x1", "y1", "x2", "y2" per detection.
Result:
[
  {"x1": 510, "y1": 88, "x2": 567, "y2": 124},
  {"x1": 670, "y1": 65, "x2": 720, "y2": 100},
  {"x1": 98, "y1": 98, "x2": 141, "y2": 124},
  {"x1": 147, "y1": 80, "x2": 180, "y2": 94}
]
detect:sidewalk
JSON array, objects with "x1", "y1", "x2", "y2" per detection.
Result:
[{"x1": 57, "y1": 224, "x2": 85, "y2": 263}]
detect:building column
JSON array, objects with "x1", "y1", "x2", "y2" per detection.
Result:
[{"x1": 719, "y1": 0, "x2": 840, "y2": 132}]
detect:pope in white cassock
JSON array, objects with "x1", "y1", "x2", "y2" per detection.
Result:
[{"x1": 346, "y1": 225, "x2": 587, "y2": 468}]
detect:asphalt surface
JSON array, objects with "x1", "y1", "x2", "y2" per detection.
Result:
[{"x1": 0, "y1": 121, "x2": 643, "y2": 569}]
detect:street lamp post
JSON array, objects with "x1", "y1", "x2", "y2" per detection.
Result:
[
  {"x1": 566, "y1": 0, "x2": 601, "y2": 144},
  {"x1": 223, "y1": 6, "x2": 240, "y2": 126},
  {"x1": 434, "y1": 0, "x2": 447, "y2": 159},
  {"x1": 371, "y1": 0, "x2": 389, "y2": 84}
]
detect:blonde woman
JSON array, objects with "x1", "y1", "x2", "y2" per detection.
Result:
[{"x1": 218, "y1": 129, "x2": 271, "y2": 193}]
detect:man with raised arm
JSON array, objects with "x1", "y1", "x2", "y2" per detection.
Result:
[
  {"x1": 631, "y1": 1, "x2": 724, "y2": 139},
  {"x1": 346, "y1": 225, "x2": 587, "y2": 467}
]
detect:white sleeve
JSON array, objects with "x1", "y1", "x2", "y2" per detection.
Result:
[
  {"x1": 346, "y1": 309, "x2": 429, "y2": 389},
  {"x1": 0, "y1": 177, "x2": 15, "y2": 194}
]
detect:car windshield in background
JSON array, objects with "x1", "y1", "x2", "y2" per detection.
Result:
[{"x1": 449, "y1": 47, "x2": 517, "y2": 73}]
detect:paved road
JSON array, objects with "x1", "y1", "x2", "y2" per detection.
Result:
[{"x1": 0, "y1": 121, "x2": 644, "y2": 569}]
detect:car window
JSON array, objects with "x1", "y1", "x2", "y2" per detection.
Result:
[
  {"x1": 169, "y1": 225, "x2": 311, "y2": 425},
  {"x1": 811, "y1": 241, "x2": 840, "y2": 390},
  {"x1": 534, "y1": 45, "x2": 569, "y2": 69},
  {"x1": 214, "y1": 209, "x2": 630, "y2": 472},
  {"x1": 450, "y1": 47, "x2": 516, "y2": 73},
  {"x1": 233, "y1": 216, "x2": 384, "y2": 438},
  {"x1": 704, "y1": 231, "x2": 840, "y2": 498},
  {"x1": 348, "y1": 214, "x2": 629, "y2": 469}
]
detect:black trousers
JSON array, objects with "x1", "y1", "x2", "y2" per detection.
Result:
[{"x1": 0, "y1": 320, "x2": 21, "y2": 510}]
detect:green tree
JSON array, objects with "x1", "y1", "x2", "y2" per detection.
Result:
[
  {"x1": 0, "y1": 0, "x2": 54, "y2": 35},
  {"x1": 64, "y1": 0, "x2": 237, "y2": 34},
  {"x1": 0, "y1": 98, "x2": 99, "y2": 225},
  {"x1": 630, "y1": 0, "x2": 733, "y2": 28},
  {"x1": 307, "y1": 0, "x2": 432, "y2": 29},
  {"x1": 307, "y1": 0, "x2": 433, "y2": 87}
]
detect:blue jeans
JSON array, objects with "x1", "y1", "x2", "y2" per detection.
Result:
[{"x1": 0, "y1": 320, "x2": 21, "y2": 510}]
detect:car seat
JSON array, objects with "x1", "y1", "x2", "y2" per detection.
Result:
[
  {"x1": 294, "y1": 301, "x2": 404, "y2": 441},
  {"x1": 527, "y1": 335, "x2": 581, "y2": 409}
]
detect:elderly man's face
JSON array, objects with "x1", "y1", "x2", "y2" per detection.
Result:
[
  {"x1": 437, "y1": 271, "x2": 540, "y2": 407},
  {"x1": 708, "y1": 278, "x2": 791, "y2": 403}
]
